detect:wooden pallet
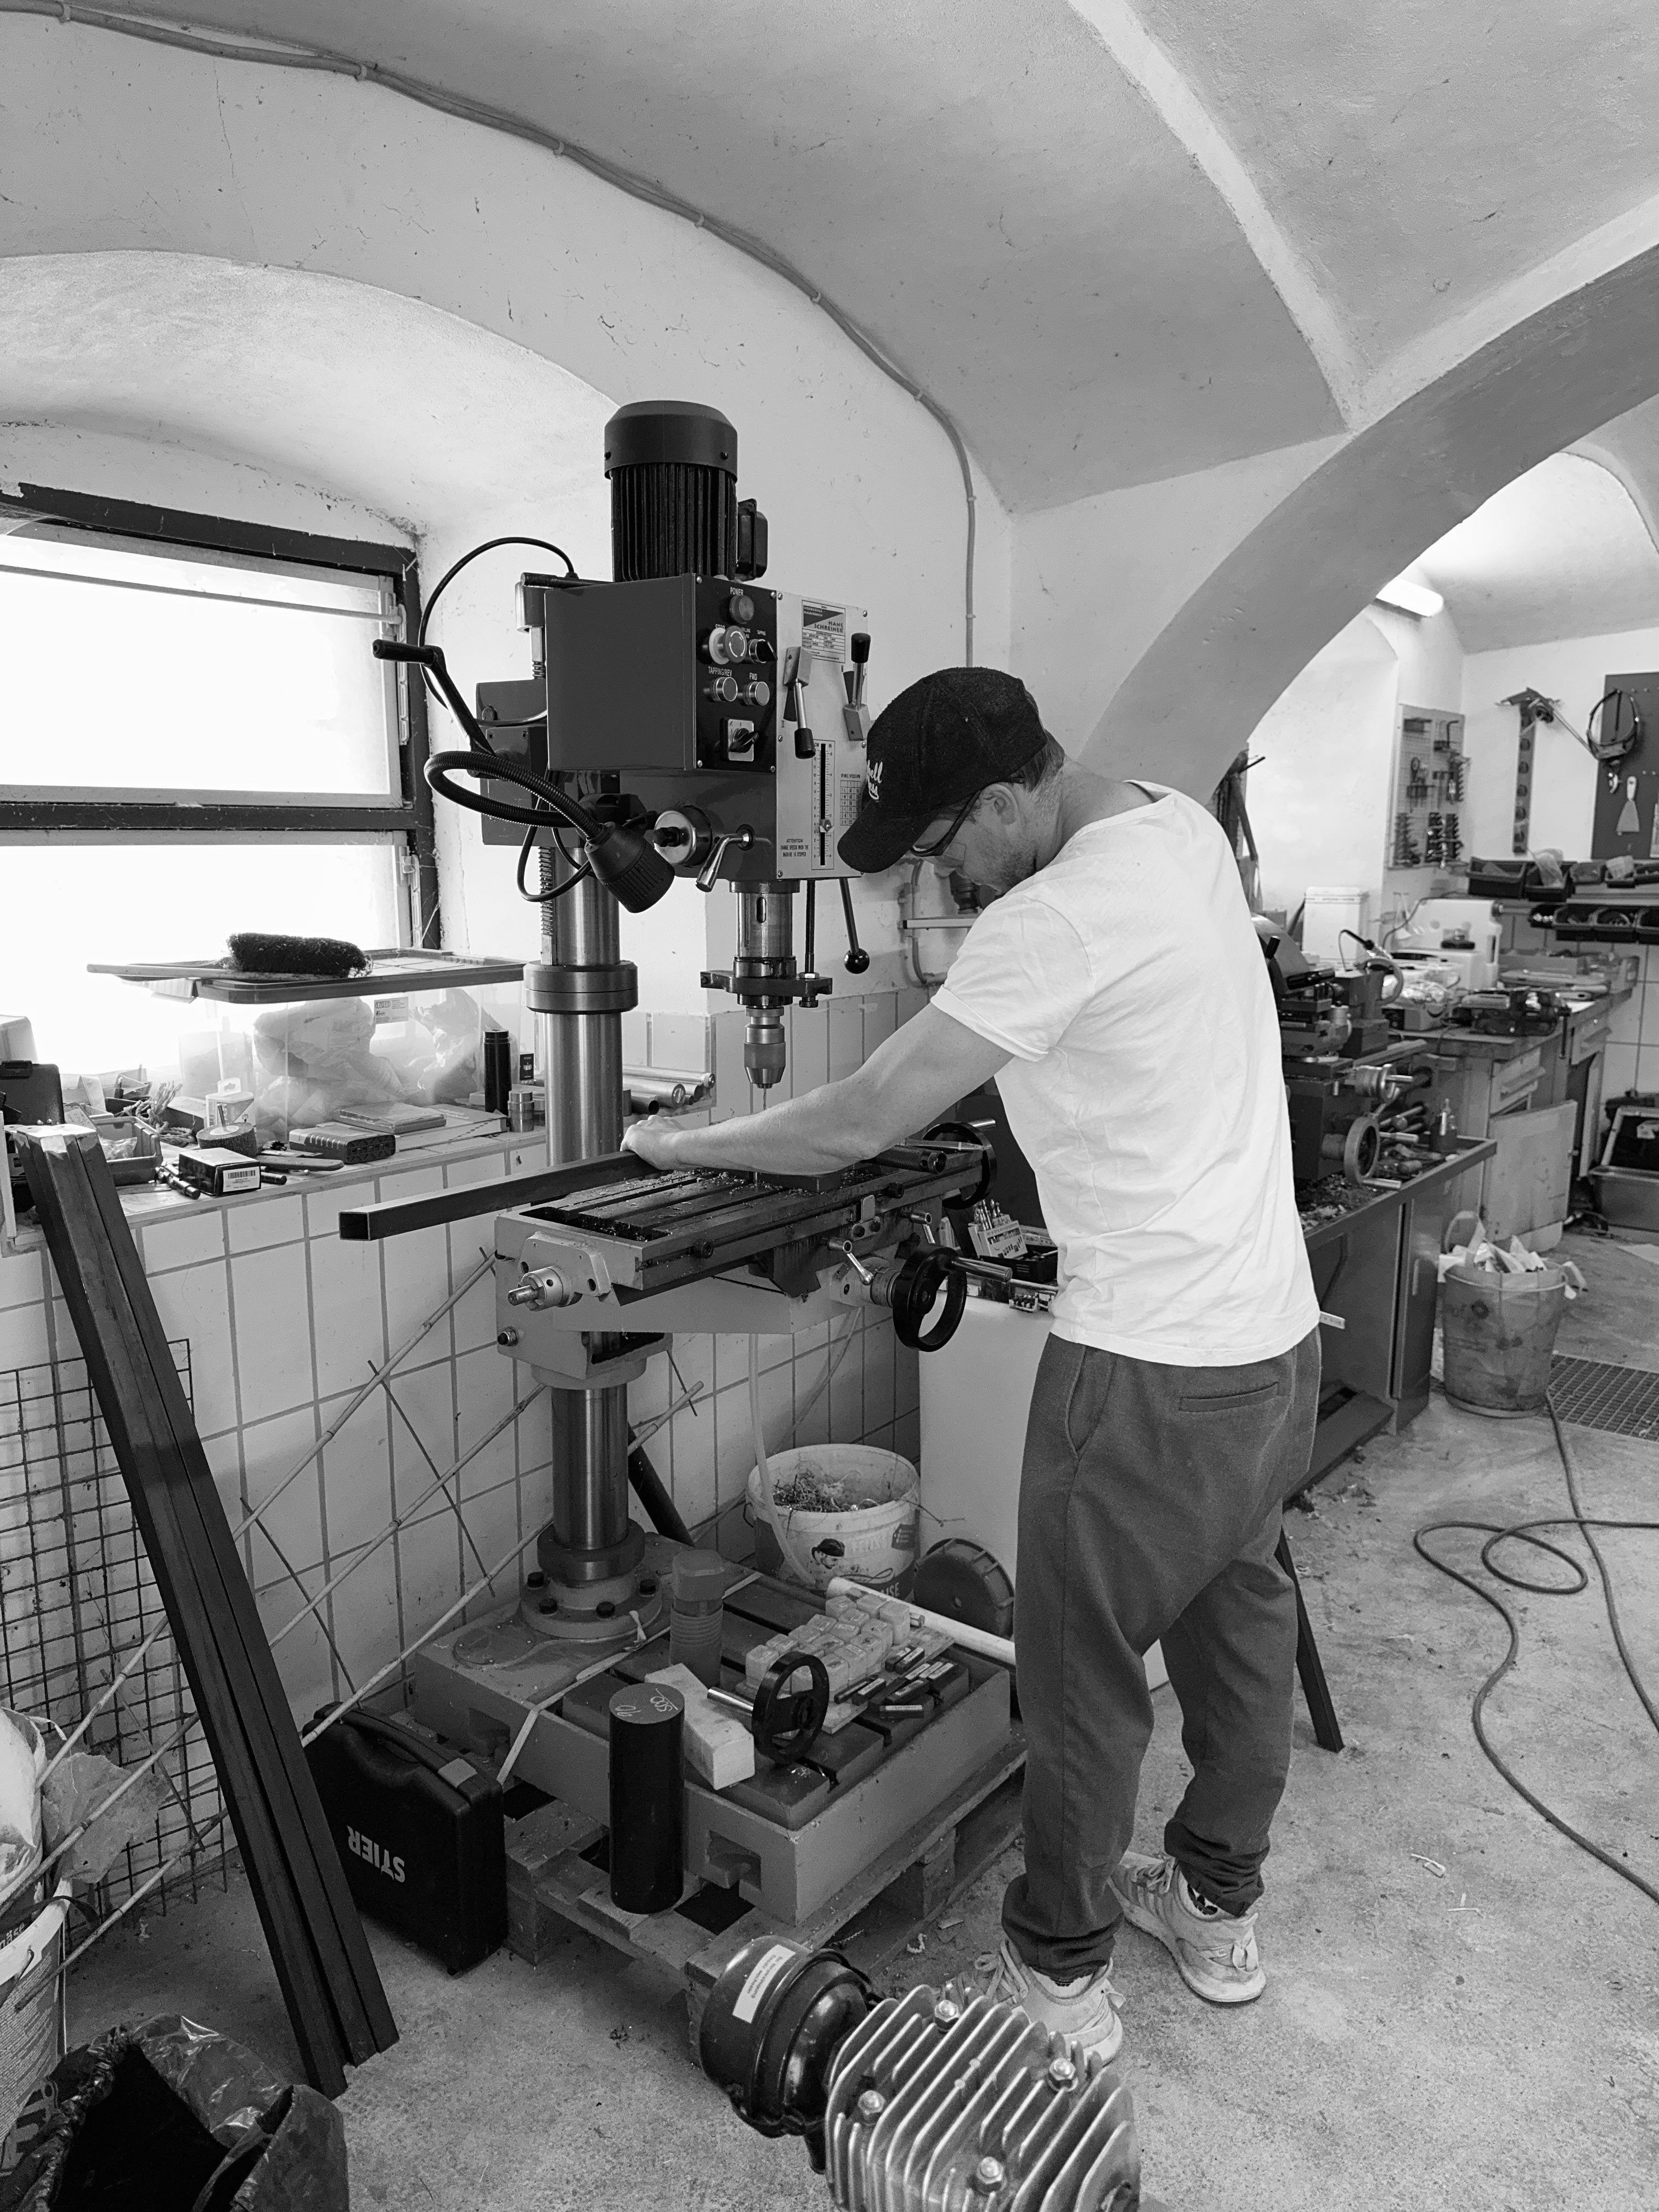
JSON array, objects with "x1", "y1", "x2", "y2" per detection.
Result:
[
  {"x1": 414, "y1": 1568, "x2": 1015, "y2": 1923},
  {"x1": 504, "y1": 1727, "x2": 1025, "y2": 2052}
]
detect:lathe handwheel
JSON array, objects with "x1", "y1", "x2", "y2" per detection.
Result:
[
  {"x1": 1342, "y1": 1115, "x2": 1381, "y2": 1184},
  {"x1": 751, "y1": 1650, "x2": 831, "y2": 1762},
  {"x1": 890, "y1": 1248, "x2": 968, "y2": 1351}
]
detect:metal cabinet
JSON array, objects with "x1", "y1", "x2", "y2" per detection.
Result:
[{"x1": 1302, "y1": 1142, "x2": 1495, "y2": 1482}]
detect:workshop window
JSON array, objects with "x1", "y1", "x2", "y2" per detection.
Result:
[{"x1": 0, "y1": 507, "x2": 432, "y2": 1072}]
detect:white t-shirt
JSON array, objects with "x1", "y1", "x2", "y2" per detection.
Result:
[{"x1": 932, "y1": 785, "x2": 1317, "y2": 1367}]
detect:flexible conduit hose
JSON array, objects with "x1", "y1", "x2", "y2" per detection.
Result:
[{"x1": 2, "y1": 1, "x2": 978, "y2": 662}]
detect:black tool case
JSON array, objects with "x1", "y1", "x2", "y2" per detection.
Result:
[{"x1": 306, "y1": 1710, "x2": 506, "y2": 1974}]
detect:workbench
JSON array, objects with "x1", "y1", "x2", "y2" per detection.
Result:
[
  {"x1": 1408, "y1": 986, "x2": 1628, "y2": 1242},
  {"x1": 1302, "y1": 1139, "x2": 1496, "y2": 1481}
]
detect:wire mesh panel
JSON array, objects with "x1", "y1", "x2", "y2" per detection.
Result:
[{"x1": 0, "y1": 1345, "x2": 229, "y2": 1915}]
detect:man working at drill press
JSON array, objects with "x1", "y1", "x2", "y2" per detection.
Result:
[{"x1": 623, "y1": 667, "x2": 1319, "y2": 2062}]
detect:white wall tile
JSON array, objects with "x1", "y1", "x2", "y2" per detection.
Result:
[
  {"x1": 894, "y1": 1342, "x2": 921, "y2": 1420},
  {"x1": 715, "y1": 1384, "x2": 759, "y2": 1514},
  {"x1": 445, "y1": 1149, "x2": 511, "y2": 1187},
  {"x1": 1608, "y1": 988, "x2": 1644, "y2": 1047},
  {"x1": 1636, "y1": 1043, "x2": 1659, "y2": 1094},
  {"x1": 227, "y1": 1194, "x2": 304, "y2": 1254},
  {"x1": 1640, "y1": 979, "x2": 1659, "y2": 1047},
  {"x1": 667, "y1": 1331, "x2": 714, "y2": 1403},
  {"x1": 827, "y1": 999, "x2": 864, "y2": 1081},
  {"x1": 140, "y1": 1210, "x2": 227, "y2": 1273},
  {"x1": 0, "y1": 1302, "x2": 50, "y2": 1373},
  {"x1": 789, "y1": 1005, "x2": 830, "y2": 1094},
  {"x1": 396, "y1": 1504, "x2": 463, "y2": 1638},
  {"x1": 650, "y1": 1013, "x2": 710, "y2": 1073},
  {"x1": 367, "y1": 1166, "x2": 447, "y2": 1361},
  {"x1": 895, "y1": 986, "x2": 930, "y2": 1028},
  {"x1": 0, "y1": 1249, "x2": 46, "y2": 1313},
  {"x1": 621, "y1": 1009, "x2": 648, "y2": 1066},
  {"x1": 627, "y1": 1354, "x2": 671, "y2": 1426},
  {"x1": 240, "y1": 1404, "x2": 327, "y2": 1581},
  {"x1": 454, "y1": 1347, "x2": 520, "y2": 1503},
  {"x1": 318, "y1": 1391, "x2": 396, "y2": 1556},
  {"x1": 308, "y1": 1232, "x2": 388, "y2": 1399},
  {"x1": 670, "y1": 1412, "x2": 718, "y2": 1533},
  {"x1": 862, "y1": 1323, "x2": 897, "y2": 1434},
  {"x1": 447, "y1": 1232, "x2": 498, "y2": 1357},
  {"x1": 229, "y1": 1241, "x2": 314, "y2": 1424},
  {"x1": 712, "y1": 1011, "x2": 751, "y2": 1118},
  {"x1": 1602, "y1": 1041, "x2": 1640, "y2": 1101},
  {"x1": 861, "y1": 994, "x2": 898, "y2": 1058},
  {"x1": 149, "y1": 1263, "x2": 239, "y2": 1438},
  {"x1": 388, "y1": 1359, "x2": 457, "y2": 1508},
  {"x1": 828, "y1": 1333, "x2": 864, "y2": 1440},
  {"x1": 329, "y1": 1544, "x2": 402, "y2": 1686}
]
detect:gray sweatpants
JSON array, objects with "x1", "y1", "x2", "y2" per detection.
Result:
[{"x1": 1001, "y1": 1327, "x2": 1321, "y2": 1981}]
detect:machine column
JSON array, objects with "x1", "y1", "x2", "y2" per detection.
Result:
[{"x1": 526, "y1": 844, "x2": 642, "y2": 1594}]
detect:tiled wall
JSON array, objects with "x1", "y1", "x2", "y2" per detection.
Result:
[
  {"x1": 0, "y1": 988, "x2": 932, "y2": 1729},
  {"x1": 1500, "y1": 913, "x2": 1659, "y2": 1100},
  {"x1": 1599, "y1": 946, "x2": 1659, "y2": 1101},
  {"x1": 0, "y1": 1142, "x2": 554, "y2": 1723}
]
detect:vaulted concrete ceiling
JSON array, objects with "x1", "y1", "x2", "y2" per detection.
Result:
[
  {"x1": 57, "y1": 0, "x2": 1659, "y2": 512},
  {"x1": 0, "y1": 253, "x2": 613, "y2": 539},
  {"x1": 1410, "y1": 451, "x2": 1659, "y2": 654}
]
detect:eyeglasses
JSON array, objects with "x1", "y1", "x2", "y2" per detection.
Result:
[{"x1": 906, "y1": 788, "x2": 983, "y2": 860}]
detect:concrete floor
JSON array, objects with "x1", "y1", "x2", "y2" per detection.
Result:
[{"x1": 69, "y1": 1229, "x2": 1659, "y2": 2209}]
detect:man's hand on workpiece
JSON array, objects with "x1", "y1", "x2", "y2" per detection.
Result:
[
  {"x1": 617, "y1": 1006, "x2": 1009, "y2": 1178},
  {"x1": 622, "y1": 1118, "x2": 685, "y2": 1170}
]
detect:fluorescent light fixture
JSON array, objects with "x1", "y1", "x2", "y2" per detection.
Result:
[{"x1": 1373, "y1": 574, "x2": 1445, "y2": 619}]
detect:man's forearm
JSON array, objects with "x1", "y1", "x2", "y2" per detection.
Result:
[{"x1": 652, "y1": 1074, "x2": 887, "y2": 1175}]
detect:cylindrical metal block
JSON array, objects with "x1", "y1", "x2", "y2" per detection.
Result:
[
  {"x1": 608, "y1": 1681, "x2": 685, "y2": 1912},
  {"x1": 483, "y1": 1029, "x2": 512, "y2": 1116}
]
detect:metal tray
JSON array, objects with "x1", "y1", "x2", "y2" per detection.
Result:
[{"x1": 88, "y1": 949, "x2": 524, "y2": 1005}]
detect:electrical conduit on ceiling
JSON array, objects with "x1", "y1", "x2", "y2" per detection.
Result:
[{"x1": 0, "y1": 1, "x2": 978, "y2": 662}]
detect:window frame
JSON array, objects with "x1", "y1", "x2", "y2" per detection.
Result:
[{"x1": 0, "y1": 484, "x2": 439, "y2": 944}]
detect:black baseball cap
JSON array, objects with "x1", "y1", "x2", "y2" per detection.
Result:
[{"x1": 838, "y1": 668, "x2": 1047, "y2": 874}]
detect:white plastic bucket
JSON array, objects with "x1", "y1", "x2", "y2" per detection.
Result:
[
  {"x1": 0, "y1": 1881, "x2": 68, "y2": 2146},
  {"x1": 747, "y1": 1446, "x2": 919, "y2": 1592}
]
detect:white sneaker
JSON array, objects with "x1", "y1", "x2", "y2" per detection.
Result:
[
  {"x1": 991, "y1": 1935, "x2": 1125, "y2": 2062},
  {"x1": 1110, "y1": 1852, "x2": 1266, "y2": 2006}
]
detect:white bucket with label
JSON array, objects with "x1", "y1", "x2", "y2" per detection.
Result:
[{"x1": 746, "y1": 1446, "x2": 919, "y2": 1593}]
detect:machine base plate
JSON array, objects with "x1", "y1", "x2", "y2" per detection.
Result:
[{"x1": 412, "y1": 1563, "x2": 1015, "y2": 1925}]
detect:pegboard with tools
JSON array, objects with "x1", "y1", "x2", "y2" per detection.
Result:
[
  {"x1": 1591, "y1": 672, "x2": 1659, "y2": 860},
  {"x1": 1390, "y1": 709, "x2": 1466, "y2": 870}
]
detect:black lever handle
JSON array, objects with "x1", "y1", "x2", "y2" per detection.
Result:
[
  {"x1": 840, "y1": 878, "x2": 871, "y2": 974},
  {"x1": 373, "y1": 638, "x2": 493, "y2": 754}
]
